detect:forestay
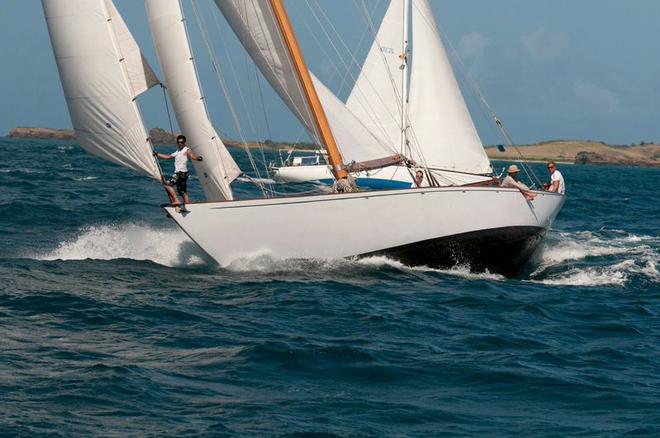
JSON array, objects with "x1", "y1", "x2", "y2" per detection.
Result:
[
  {"x1": 42, "y1": 0, "x2": 160, "y2": 179},
  {"x1": 146, "y1": 0, "x2": 240, "y2": 201},
  {"x1": 408, "y1": 0, "x2": 492, "y2": 174}
]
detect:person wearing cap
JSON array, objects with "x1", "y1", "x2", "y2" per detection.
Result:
[
  {"x1": 546, "y1": 160, "x2": 565, "y2": 194},
  {"x1": 501, "y1": 164, "x2": 536, "y2": 201}
]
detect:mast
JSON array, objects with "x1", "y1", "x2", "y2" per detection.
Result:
[
  {"x1": 267, "y1": 0, "x2": 348, "y2": 180},
  {"x1": 401, "y1": 0, "x2": 410, "y2": 155}
]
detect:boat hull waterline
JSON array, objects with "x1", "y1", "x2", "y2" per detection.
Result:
[{"x1": 163, "y1": 187, "x2": 565, "y2": 276}]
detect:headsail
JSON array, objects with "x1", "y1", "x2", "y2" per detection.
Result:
[
  {"x1": 42, "y1": 0, "x2": 160, "y2": 179},
  {"x1": 145, "y1": 0, "x2": 240, "y2": 201},
  {"x1": 408, "y1": 0, "x2": 491, "y2": 174},
  {"x1": 345, "y1": 0, "x2": 407, "y2": 150}
]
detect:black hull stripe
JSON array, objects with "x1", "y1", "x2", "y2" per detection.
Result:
[{"x1": 360, "y1": 226, "x2": 546, "y2": 277}]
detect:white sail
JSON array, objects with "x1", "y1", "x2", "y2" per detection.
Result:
[
  {"x1": 145, "y1": 0, "x2": 240, "y2": 201},
  {"x1": 345, "y1": 0, "x2": 406, "y2": 150},
  {"x1": 408, "y1": 0, "x2": 491, "y2": 174},
  {"x1": 42, "y1": 0, "x2": 160, "y2": 179},
  {"x1": 107, "y1": 1, "x2": 159, "y2": 97},
  {"x1": 213, "y1": 0, "x2": 320, "y2": 141},
  {"x1": 313, "y1": 75, "x2": 392, "y2": 164}
]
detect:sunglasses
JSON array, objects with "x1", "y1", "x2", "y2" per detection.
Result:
[
  {"x1": 547, "y1": 165, "x2": 555, "y2": 169},
  {"x1": 177, "y1": 141, "x2": 185, "y2": 144}
]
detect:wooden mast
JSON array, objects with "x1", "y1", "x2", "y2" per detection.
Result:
[{"x1": 268, "y1": 0, "x2": 348, "y2": 180}]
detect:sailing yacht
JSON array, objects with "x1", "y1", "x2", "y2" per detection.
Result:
[{"x1": 42, "y1": 0, "x2": 565, "y2": 277}]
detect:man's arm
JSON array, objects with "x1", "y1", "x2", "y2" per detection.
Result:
[
  {"x1": 153, "y1": 152, "x2": 174, "y2": 160},
  {"x1": 503, "y1": 177, "x2": 535, "y2": 199},
  {"x1": 186, "y1": 149, "x2": 203, "y2": 162},
  {"x1": 549, "y1": 179, "x2": 560, "y2": 192}
]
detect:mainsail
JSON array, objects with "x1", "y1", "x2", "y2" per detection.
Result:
[
  {"x1": 213, "y1": 0, "x2": 321, "y2": 142},
  {"x1": 145, "y1": 0, "x2": 240, "y2": 201},
  {"x1": 42, "y1": 0, "x2": 160, "y2": 179},
  {"x1": 408, "y1": 0, "x2": 492, "y2": 174},
  {"x1": 345, "y1": 0, "x2": 406, "y2": 150}
]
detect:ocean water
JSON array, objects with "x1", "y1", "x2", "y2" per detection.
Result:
[{"x1": 1, "y1": 137, "x2": 658, "y2": 436}]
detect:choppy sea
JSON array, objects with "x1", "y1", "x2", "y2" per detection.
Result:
[{"x1": 1, "y1": 137, "x2": 658, "y2": 436}]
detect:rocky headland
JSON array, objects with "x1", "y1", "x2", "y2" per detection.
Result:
[
  {"x1": 486, "y1": 140, "x2": 659, "y2": 167},
  {"x1": 9, "y1": 126, "x2": 76, "y2": 140}
]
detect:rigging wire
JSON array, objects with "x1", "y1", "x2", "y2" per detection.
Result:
[
  {"x1": 427, "y1": 7, "x2": 543, "y2": 187},
  {"x1": 175, "y1": 0, "x2": 240, "y2": 189},
  {"x1": 294, "y1": 0, "x2": 401, "y2": 151},
  {"x1": 311, "y1": 0, "x2": 403, "y2": 150},
  {"x1": 161, "y1": 85, "x2": 176, "y2": 137},
  {"x1": 288, "y1": 1, "x2": 399, "y2": 158},
  {"x1": 208, "y1": 3, "x2": 272, "y2": 180},
  {"x1": 297, "y1": 1, "x2": 434, "y2": 178},
  {"x1": 190, "y1": 0, "x2": 268, "y2": 197},
  {"x1": 260, "y1": 4, "x2": 325, "y2": 148}
]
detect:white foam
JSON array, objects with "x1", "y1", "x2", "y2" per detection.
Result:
[
  {"x1": 538, "y1": 266, "x2": 628, "y2": 286},
  {"x1": 641, "y1": 257, "x2": 659, "y2": 281},
  {"x1": 531, "y1": 229, "x2": 659, "y2": 286},
  {"x1": 537, "y1": 231, "x2": 656, "y2": 265},
  {"x1": 225, "y1": 252, "x2": 361, "y2": 274},
  {"x1": 38, "y1": 223, "x2": 208, "y2": 267},
  {"x1": 0, "y1": 167, "x2": 44, "y2": 174},
  {"x1": 224, "y1": 253, "x2": 505, "y2": 281},
  {"x1": 73, "y1": 176, "x2": 98, "y2": 182},
  {"x1": 357, "y1": 256, "x2": 506, "y2": 281}
]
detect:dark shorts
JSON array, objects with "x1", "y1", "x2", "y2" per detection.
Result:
[{"x1": 167, "y1": 171, "x2": 189, "y2": 195}]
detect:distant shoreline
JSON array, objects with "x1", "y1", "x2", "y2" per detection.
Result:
[
  {"x1": 484, "y1": 141, "x2": 659, "y2": 167},
  {"x1": 6, "y1": 126, "x2": 659, "y2": 167}
]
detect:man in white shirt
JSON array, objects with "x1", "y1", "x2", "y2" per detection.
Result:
[
  {"x1": 153, "y1": 134, "x2": 203, "y2": 209},
  {"x1": 501, "y1": 164, "x2": 536, "y2": 201},
  {"x1": 546, "y1": 161, "x2": 565, "y2": 194}
]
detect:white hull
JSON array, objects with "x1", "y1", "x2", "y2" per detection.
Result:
[
  {"x1": 164, "y1": 187, "x2": 565, "y2": 276},
  {"x1": 271, "y1": 164, "x2": 493, "y2": 189}
]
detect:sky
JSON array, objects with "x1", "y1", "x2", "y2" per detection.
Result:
[{"x1": 2, "y1": 0, "x2": 660, "y2": 146}]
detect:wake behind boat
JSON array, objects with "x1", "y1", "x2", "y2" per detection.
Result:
[{"x1": 42, "y1": 0, "x2": 565, "y2": 277}]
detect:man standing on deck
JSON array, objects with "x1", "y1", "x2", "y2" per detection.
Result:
[
  {"x1": 546, "y1": 161, "x2": 565, "y2": 194},
  {"x1": 153, "y1": 134, "x2": 203, "y2": 210}
]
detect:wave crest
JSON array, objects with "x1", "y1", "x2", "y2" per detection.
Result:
[
  {"x1": 38, "y1": 223, "x2": 209, "y2": 268},
  {"x1": 530, "y1": 230, "x2": 659, "y2": 286}
]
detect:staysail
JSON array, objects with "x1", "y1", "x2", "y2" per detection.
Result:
[
  {"x1": 145, "y1": 0, "x2": 240, "y2": 201},
  {"x1": 345, "y1": 0, "x2": 407, "y2": 150},
  {"x1": 408, "y1": 0, "x2": 491, "y2": 174},
  {"x1": 42, "y1": 0, "x2": 160, "y2": 179}
]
